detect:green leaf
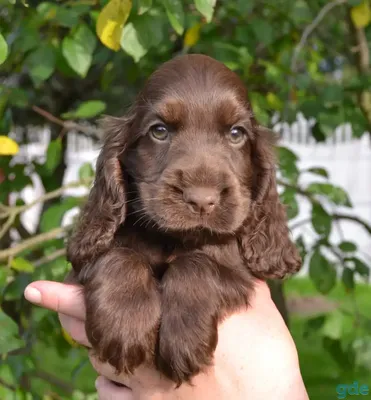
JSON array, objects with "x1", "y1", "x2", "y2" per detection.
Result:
[
  {"x1": 303, "y1": 315, "x2": 326, "y2": 339},
  {"x1": 62, "y1": 100, "x2": 106, "y2": 119},
  {"x1": 121, "y1": 12, "x2": 164, "y2": 62},
  {"x1": 138, "y1": 0, "x2": 152, "y2": 14},
  {"x1": 44, "y1": 139, "x2": 62, "y2": 176},
  {"x1": 161, "y1": 0, "x2": 184, "y2": 35},
  {"x1": 323, "y1": 337, "x2": 354, "y2": 370},
  {"x1": 37, "y1": 2, "x2": 80, "y2": 27},
  {"x1": 306, "y1": 167, "x2": 329, "y2": 178},
  {"x1": 62, "y1": 24, "x2": 96, "y2": 77},
  {"x1": 194, "y1": 0, "x2": 217, "y2": 23},
  {"x1": 40, "y1": 197, "x2": 82, "y2": 233},
  {"x1": 78, "y1": 162, "x2": 95, "y2": 181},
  {"x1": 25, "y1": 45, "x2": 56, "y2": 83},
  {"x1": 0, "y1": 310, "x2": 26, "y2": 354},
  {"x1": 339, "y1": 241, "x2": 357, "y2": 252},
  {"x1": 10, "y1": 258, "x2": 34, "y2": 273},
  {"x1": 250, "y1": 19, "x2": 274, "y2": 46},
  {"x1": 311, "y1": 122, "x2": 326, "y2": 142},
  {"x1": 307, "y1": 183, "x2": 352, "y2": 207},
  {"x1": 322, "y1": 310, "x2": 346, "y2": 340},
  {"x1": 280, "y1": 187, "x2": 299, "y2": 220},
  {"x1": 341, "y1": 267, "x2": 355, "y2": 291},
  {"x1": 309, "y1": 249, "x2": 337, "y2": 294},
  {"x1": 0, "y1": 267, "x2": 9, "y2": 289},
  {"x1": 277, "y1": 146, "x2": 299, "y2": 183},
  {"x1": 353, "y1": 258, "x2": 370, "y2": 279},
  {"x1": 295, "y1": 235, "x2": 306, "y2": 261},
  {"x1": 0, "y1": 33, "x2": 8, "y2": 65},
  {"x1": 321, "y1": 85, "x2": 344, "y2": 105},
  {"x1": 311, "y1": 202, "x2": 332, "y2": 237}
]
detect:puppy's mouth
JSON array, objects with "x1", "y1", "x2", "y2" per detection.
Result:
[{"x1": 138, "y1": 182, "x2": 247, "y2": 234}]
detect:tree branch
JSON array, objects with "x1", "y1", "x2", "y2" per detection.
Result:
[
  {"x1": 33, "y1": 248, "x2": 67, "y2": 268},
  {"x1": 0, "y1": 226, "x2": 70, "y2": 262},
  {"x1": 31, "y1": 370, "x2": 73, "y2": 395},
  {"x1": 0, "y1": 178, "x2": 91, "y2": 240},
  {"x1": 278, "y1": 179, "x2": 371, "y2": 235},
  {"x1": 348, "y1": 10, "x2": 371, "y2": 131},
  {"x1": 32, "y1": 105, "x2": 103, "y2": 139},
  {"x1": 0, "y1": 378, "x2": 16, "y2": 391},
  {"x1": 283, "y1": 0, "x2": 347, "y2": 123},
  {"x1": 290, "y1": 0, "x2": 347, "y2": 75}
]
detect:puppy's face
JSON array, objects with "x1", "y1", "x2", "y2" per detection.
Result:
[{"x1": 122, "y1": 56, "x2": 260, "y2": 234}]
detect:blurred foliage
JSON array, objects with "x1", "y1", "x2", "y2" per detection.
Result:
[{"x1": 0, "y1": 0, "x2": 371, "y2": 398}]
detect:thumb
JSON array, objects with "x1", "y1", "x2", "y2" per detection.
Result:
[
  {"x1": 95, "y1": 376, "x2": 134, "y2": 400},
  {"x1": 24, "y1": 280, "x2": 85, "y2": 320}
]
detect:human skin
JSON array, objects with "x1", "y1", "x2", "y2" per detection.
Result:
[{"x1": 24, "y1": 279, "x2": 309, "y2": 400}]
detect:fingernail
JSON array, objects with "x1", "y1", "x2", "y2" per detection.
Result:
[
  {"x1": 24, "y1": 286, "x2": 42, "y2": 304},
  {"x1": 95, "y1": 376, "x2": 101, "y2": 390}
]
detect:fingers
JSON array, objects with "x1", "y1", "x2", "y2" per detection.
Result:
[
  {"x1": 59, "y1": 313, "x2": 91, "y2": 348},
  {"x1": 95, "y1": 376, "x2": 134, "y2": 400},
  {"x1": 24, "y1": 280, "x2": 85, "y2": 320}
]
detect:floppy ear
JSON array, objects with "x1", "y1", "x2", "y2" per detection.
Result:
[
  {"x1": 240, "y1": 126, "x2": 301, "y2": 279},
  {"x1": 66, "y1": 113, "x2": 135, "y2": 274}
]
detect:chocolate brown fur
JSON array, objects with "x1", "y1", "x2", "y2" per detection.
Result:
[{"x1": 66, "y1": 54, "x2": 301, "y2": 386}]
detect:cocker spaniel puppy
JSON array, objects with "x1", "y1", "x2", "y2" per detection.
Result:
[{"x1": 66, "y1": 54, "x2": 301, "y2": 386}]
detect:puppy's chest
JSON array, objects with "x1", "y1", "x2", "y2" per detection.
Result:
[{"x1": 115, "y1": 229, "x2": 243, "y2": 276}]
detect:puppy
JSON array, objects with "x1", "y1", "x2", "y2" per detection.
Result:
[{"x1": 66, "y1": 54, "x2": 301, "y2": 386}]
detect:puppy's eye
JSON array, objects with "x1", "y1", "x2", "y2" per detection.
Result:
[
  {"x1": 149, "y1": 124, "x2": 169, "y2": 141},
  {"x1": 227, "y1": 127, "x2": 246, "y2": 146}
]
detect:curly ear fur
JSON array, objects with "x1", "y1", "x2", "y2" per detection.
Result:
[
  {"x1": 240, "y1": 126, "x2": 301, "y2": 279},
  {"x1": 66, "y1": 114, "x2": 135, "y2": 274}
]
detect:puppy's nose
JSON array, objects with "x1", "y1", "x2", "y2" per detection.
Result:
[{"x1": 183, "y1": 187, "x2": 219, "y2": 215}]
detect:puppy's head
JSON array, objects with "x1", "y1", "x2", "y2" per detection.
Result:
[
  {"x1": 68, "y1": 54, "x2": 300, "y2": 278},
  {"x1": 121, "y1": 54, "x2": 274, "y2": 233}
]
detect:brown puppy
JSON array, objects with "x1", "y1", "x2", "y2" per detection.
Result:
[{"x1": 66, "y1": 54, "x2": 301, "y2": 386}]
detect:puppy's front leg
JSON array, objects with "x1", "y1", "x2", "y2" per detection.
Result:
[
  {"x1": 79, "y1": 248, "x2": 161, "y2": 375},
  {"x1": 156, "y1": 251, "x2": 252, "y2": 386}
]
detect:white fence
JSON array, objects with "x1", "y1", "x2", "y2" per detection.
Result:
[{"x1": 8, "y1": 116, "x2": 371, "y2": 279}]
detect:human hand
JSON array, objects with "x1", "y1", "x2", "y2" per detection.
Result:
[{"x1": 24, "y1": 280, "x2": 309, "y2": 400}]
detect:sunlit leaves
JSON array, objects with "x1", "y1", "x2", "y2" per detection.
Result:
[
  {"x1": 138, "y1": 0, "x2": 152, "y2": 15},
  {"x1": 40, "y1": 197, "x2": 83, "y2": 233},
  {"x1": 79, "y1": 162, "x2": 95, "y2": 181},
  {"x1": 161, "y1": 0, "x2": 184, "y2": 35},
  {"x1": 0, "y1": 136, "x2": 19, "y2": 155},
  {"x1": 0, "y1": 33, "x2": 8, "y2": 65},
  {"x1": 194, "y1": 0, "x2": 217, "y2": 23},
  {"x1": 62, "y1": 100, "x2": 106, "y2": 119},
  {"x1": 351, "y1": 0, "x2": 371, "y2": 28},
  {"x1": 62, "y1": 24, "x2": 96, "y2": 77},
  {"x1": 10, "y1": 258, "x2": 34, "y2": 273},
  {"x1": 121, "y1": 11, "x2": 164, "y2": 62},
  {"x1": 97, "y1": 0, "x2": 132, "y2": 51},
  {"x1": 184, "y1": 22, "x2": 203, "y2": 48}
]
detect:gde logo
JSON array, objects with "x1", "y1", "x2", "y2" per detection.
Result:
[{"x1": 336, "y1": 382, "x2": 369, "y2": 399}]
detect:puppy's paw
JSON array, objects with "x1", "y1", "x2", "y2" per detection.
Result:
[
  {"x1": 156, "y1": 308, "x2": 218, "y2": 386},
  {"x1": 82, "y1": 248, "x2": 161, "y2": 375}
]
